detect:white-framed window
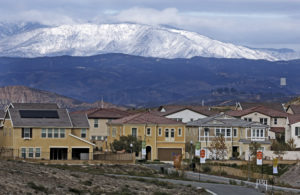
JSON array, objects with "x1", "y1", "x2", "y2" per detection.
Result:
[
  {"x1": 81, "y1": 128, "x2": 87, "y2": 138},
  {"x1": 158, "y1": 128, "x2": 162, "y2": 136},
  {"x1": 35, "y1": 148, "x2": 41, "y2": 158},
  {"x1": 28, "y1": 148, "x2": 34, "y2": 158},
  {"x1": 295, "y1": 127, "x2": 300, "y2": 136},
  {"x1": 165, "y1": 129, "x2": 169, "y2": 137},
  {"x1": 97, "y1": 136, "x2": 103, "y2": 140},
  {"x1": 216, "y1": 128, "x2": 226, "y2": 136},
  {"x1": 54, "y1": 128, "x2": 59, "y2": 138},
  {"x1": 171, "y1": 129, "x2": 175, "y2": 138},
  {"x1": 48, "y1": 128, "x2": 53, "y2": 138},
  {"x1": 60, "y1": 128, "x2": 65, "y2": 138},
  {"x1": 204, "y1": 128, "x2": 209, "y2": 137},
  {"x1": 178, "y1": 128, "x2": 182, "y2": 136},
  {"x1": 112, "y1": 128, "x2": 116, "y2": 137},
  {"x1": 91, "y1": 136, "x2": 96, "y2": 140},
  {"x1": 22, "y1": 128, "x2": 31, "y2": 139},
  {"x1": 94, "y1": 119, "x2": 98, "y2": 128},
  {"x1": 274, "y1": 118, "x2": 278, "y2": 125},
  {"x1": 226, "y1": 129, "x2": 231, "y2": 137},
  {"x1": 21, "y1": 148, "x2": 26, "y2": 158},
  {"x1": 233, "y1": 129, "x2": 237, "y2": 137},
  {"x1": 244, "y1": 117, "x2": 252, "y2": 122},
  {"x1": 146, "y1": 127, "x2": 151, "y2": 136},
  {"x1": 260, "y1": 118, "x2": 268, "y2": 125},
  {"x1": 41, "y1": 128, "x2": 47, "y2": 138}
]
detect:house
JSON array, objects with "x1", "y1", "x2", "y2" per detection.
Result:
[
  {"x1": 84, "y1": 108, "x2": 129, "y2": 150},
  {"x1": 227, "y1": 106, "x2": 288, "y2": 140},
  {"x1": 107, "y1": 112, "x2": 186, "y2": 161},
  {"x1": 286, "y1": 105, "x2": 300, "y2": 115},
  {"x1": 285, "y1": 115, "x2": 300, "y2": 149},
  {"x1": 0, "y1": 103, "x2": 95, "y2": 160},
  {"x1": 186, "y1": 114, "x2": 270, "y2": 159},
  {"x1": 235, "y1": 102, "x2": 285, "y2": 112},
  {"x1": 152, "y1": 105, "x2": 217, "y2": 123}
]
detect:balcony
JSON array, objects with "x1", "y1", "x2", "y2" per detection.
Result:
[{"x1": 199, "y1": 136, "x2": 232, "y2": 142}]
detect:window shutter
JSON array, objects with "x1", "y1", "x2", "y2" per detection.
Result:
[
  {"x1": 21, "y1": 128, "x2": 24, "y2": 138},
  {"x1": 30, "y1": 128, "x2": 33, "y2": 138}
]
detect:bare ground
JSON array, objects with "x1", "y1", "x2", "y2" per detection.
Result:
[
  {"x1": 0, "y1": 159, "x2": 203, "y2": 194},
  {"x1": 278, "y1": 163, "x2": 300, "y2": 188}
]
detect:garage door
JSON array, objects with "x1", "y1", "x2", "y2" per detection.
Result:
[{"x1": 157, "y1": 148, "x2": 182, "y2": 161}]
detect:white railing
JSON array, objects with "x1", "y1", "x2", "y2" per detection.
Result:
[
  {"x1": 249, "y1": 137, "x2": 267, "y2": 141},
  {"x1": 199, "y1": 136, "x2": 232, "y2": 142}
]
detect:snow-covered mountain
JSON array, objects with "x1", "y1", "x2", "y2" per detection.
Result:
[{"x1": 0, "y1": 23, "x2": 280, "y2": 60}]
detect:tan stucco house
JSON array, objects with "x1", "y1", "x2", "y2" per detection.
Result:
[{"x1": 0, "y1": 103, "x2": 95, "y2": 160}]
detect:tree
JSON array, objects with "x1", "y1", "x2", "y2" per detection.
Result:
[
  {"x1": 249, "y1": 142, "x2": 261, "y2": 160},
  {"x1": 112, "y1": 135, "x2": 142, "y2": 154},
  {"x1": 209, "y1": 135, "x2": 227, "y2": 160},
  {"x1": 271, "y1": 140, "x2": 286, "y2": 158},
  {"x1": 286, "y1": 138, "x2": 296, "y2": 151}
]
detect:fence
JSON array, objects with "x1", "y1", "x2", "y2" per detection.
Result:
[
  {"x1": 93, "y1": 153, "x2": 135, "y2": 162},
  {"x1": 0, "y1": 148, "x2": 14, "y2": 158}
]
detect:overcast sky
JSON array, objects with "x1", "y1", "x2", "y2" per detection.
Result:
[{"x1": 1, "y1": 0, "x2": 299, "y2": 50}]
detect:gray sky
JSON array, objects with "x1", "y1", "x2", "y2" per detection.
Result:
[{"x1": 1, "y1": 0, "x2": 299, "y2": 50}]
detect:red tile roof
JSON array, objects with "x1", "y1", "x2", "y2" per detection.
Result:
[
  {"x1": 270, "y1": 127, "x2": 285, "y2": 133},
  {"x1": 238, "y1": 102, "x2": 284, "y2": 112},
  {"x1": 72, "y1": 108, "x2": 129, "y2": 119},
  {"x1": 109, "y1": 112, "x2": 184, "y2": 125},
  {"x1": 288, "y1": 114, "x2": 300, "y2": 124},
  {"x1": 227, "y1": 106, "x2": 288, "y2": 118}
]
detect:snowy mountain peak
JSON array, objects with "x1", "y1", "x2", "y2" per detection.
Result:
[{"x1": 0, "y1": 23, "x2": 279, "y2": 60}]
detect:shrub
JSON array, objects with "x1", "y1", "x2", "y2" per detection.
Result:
[
  {"x1": 27, "y1": 182, "x2": 48, "y2": 193},
  {"x1": 229, "y1": 180, "x2": 237, "y2": 185},
  {"x1": 202, "y1": 165, "x2": 211, "y2": 173}
]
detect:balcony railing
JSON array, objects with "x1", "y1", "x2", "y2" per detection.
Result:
[{"x1": 199, "y1": 136, "x2": 232, "y2": 142}]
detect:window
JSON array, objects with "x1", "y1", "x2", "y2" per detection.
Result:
[
  {"x1": 216, "y1": 128, "x2": 225, "y2": 136},
  {"x1": 146, "y1": 127, "x2": 151, "y2": 136},
  {"x1": 21, "y1": 148, "x2": 26, "y2": 158},
  {"x1": 35, "y1": 148, "x2": 41, "y2": 158},
  {"x1": 226, "y1": 129, "x2": 231, "y2": 137},
  {"x1": 260, "y1": 129, "x2": 264, "y2": 137},
  {"x1": 22, "y1": 128, "x2": 32, "y2": 139},
  {"x1": 60, "y1": 129, "x2": 65, "y2": 138},
  {"x1": 41, "y1": 128, "x2": 47, "y2": 138},
  {"x1": 274, "y1": 118, "x2": 277, "y2": 125},
  {"x1": 295, "y1": 127, "x2": 300, "y2": 136},
  {"x1": 260, "y1": 118, "x2": 268, "y2": 125},
  {"x1": 48, "y1": 128, "x2": 53, "y2": 138},
  {"x1": 158, "y1": 128, "x2": 162, "y2": 136},
  {"x1": 112, "y1": 128, "x2": 116, "y2": 137},
  {"x1": 94, "y1": 119, "x2": 98, "y2": 128},
  {"x1": 28, "y1": 148, "x2": 34, "y2": 158},
  {"x1": 91, "y1": 136, "x2": 96, "y2": 140},
  {"x1": 97, "y1": 136, "x2": 102, "y2": 140},
  {"x1": 132, "y1": 128, "x2": 137, "y2": 137},
  {"x1": 165, "y1": 129, "x2": 169, "y2": 137},
  {"x1": 233, "y1": 129, "x2": 237, "y2": 137},
  {"x1": 171, "y1": 129, "x2": 175, "y2": 138},
  {"x1": 244, "y1": 118, "x2": 252, "y2": 122},
  {"x1": 81, "y1": 128, "x2": 87, "y2": 138},
  {"x1": 54, "y1": 128, "x2": 59, "y2": 138},
  {"x1": 204, "y1": 128, "x2": 209, "y2": 137},
  {"x1": 178, "y1": 128, "x2": 182, "y2": 136}
]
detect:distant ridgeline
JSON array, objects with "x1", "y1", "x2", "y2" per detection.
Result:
[{"x1": 0, "y1": 54, "x2": 299, "y2": 107}]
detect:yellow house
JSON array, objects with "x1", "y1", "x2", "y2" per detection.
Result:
[
  {"x1": 107, "y1": 112, "x2": 186, "y2": 161},
  {"x1": 0, "y1": 103, "x2": 95, "y2": 160}
]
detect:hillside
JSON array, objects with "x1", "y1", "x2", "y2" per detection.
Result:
[
  {"x1": 0, "y1": 54, "x2": 299, "y2": 106},
  {"x1": 0, "y1": 86, "x2": 125, "y2": 110}
]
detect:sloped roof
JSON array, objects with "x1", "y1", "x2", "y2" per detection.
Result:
[
  {"x1": 7, "y1": 103, "x2": 88, "y2": 128},
  {"x1": 288, "y1": 114, "x2": 300, "y2": 125},
  {"x1": 237, "y1": 102, "x2": 284, "y2": 112},
  {"x1": 289, "y1": 105, "x2": 300, "y2": 114},
  {"x1": 227, "y1": 106, "x2": 288, "y2": 118},
  {"x1": 10, "y1": 103, "x2": 59, "y2": 110},
  {"x1": 69, "y1": 113, "x2": 89, "y2": 128},
  {"x1": 270, "y1": 127, "x2": 285, "y2": 133},
  {"x1": 109, "y1": 112, "x2": 184, "y2": 125},
  {"x1": 0, "y1": 110, "x2": 5, "y2": 119},
  {"x1": 153, "y1": 105, "x2": 217, "y2": 117},
  {"x1": 88, "y1": 108, "x2": 130, "y2": 119},
  {"x1": 187, "y1": 114, "x2": 268, "y2": 128}
]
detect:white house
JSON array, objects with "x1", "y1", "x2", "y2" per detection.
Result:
[{"x1": 286, "y1": 115, "x2": 300, "y2": 148}]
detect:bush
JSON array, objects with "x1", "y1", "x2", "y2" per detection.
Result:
[
  {"x1": 27, "y1": 182, "x2": 48, "y2": 193},
  {"x1": 202, "y1": 165, "x2": 211, "y2": 173},
  {"x1": 229, "y1": 180, "x2": 237, "y2": 185}
]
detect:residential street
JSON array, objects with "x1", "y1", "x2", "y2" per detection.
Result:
[{"x1": 145, "y1": 164, "x2": 300, "y2": 194}]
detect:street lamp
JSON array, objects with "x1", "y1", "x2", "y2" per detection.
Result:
[
  {"x1": 190, "y1": 140, "x2": 193, "y2": 169},
  {"x1": 130, "y1": 143, "x2": 133, "y2": 154}
]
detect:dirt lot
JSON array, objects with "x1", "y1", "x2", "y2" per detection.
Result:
[{"x1": 0, "y1": 159, "x2": 203, "y2": 194}]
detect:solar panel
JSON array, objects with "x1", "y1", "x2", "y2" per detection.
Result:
[{"x1": 19, "y1": 110, "x2": 59, "y2": 119}]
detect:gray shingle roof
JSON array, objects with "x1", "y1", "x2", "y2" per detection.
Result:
[
  {"x1": 7, "y1": 103, "x2": 89, "y2": 128},
  {"x1": 187, "y1": 114, "x2": 268, "y2": 128}
]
